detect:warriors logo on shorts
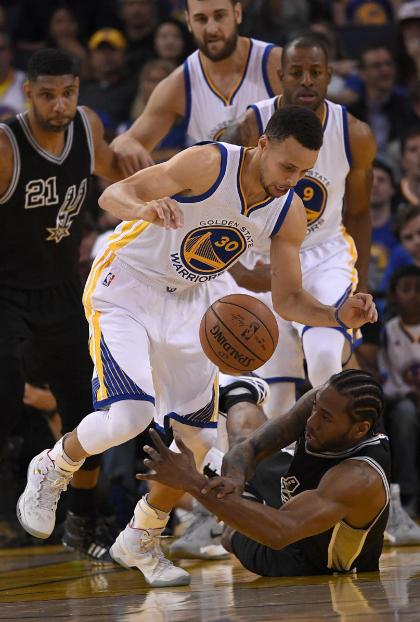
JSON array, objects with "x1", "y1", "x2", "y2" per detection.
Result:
[
  {"x1": 180, "y1": 225, "x2": 246, "y2": 275},
  {"x1": 295, "y1": 176, "x2": 328, "y2": 227}
]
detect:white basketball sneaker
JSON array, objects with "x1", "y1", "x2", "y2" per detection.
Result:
[
  {"x1": 110, "y1": 520, "x2": 191, "y2": 587},
  {"x1": 17, "y1": 449, "x2": 74, "y2": 539}
]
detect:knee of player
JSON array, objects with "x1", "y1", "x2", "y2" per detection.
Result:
[{"x1": 108, "y1": 399, "x2": 155, "y2": 442}]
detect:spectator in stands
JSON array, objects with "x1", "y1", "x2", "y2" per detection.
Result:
[
  {"x1": 398, "y1": 126, "x2": 420, "y2": 207},
  {"x1": 119, "y1": 0, "x2": 160, "y2": 72},
  {"x1": 332, "y1": 0, "x2": 394, "y2": 25},
  {"x1": 79, "y1": 28, "x2": 137, "y2": 130},
  {"x1": 381, "y1": 205, "x2": 420, "y2": 293},
  {"x1": 348, "y1": 45, "x2": 417, "y2": 159},
  {"x1": 395, "y1": 0, "x2": 420, "y2": 89},
  {"x1": 153, "y1": 18, "x2": 192, "y2": 66},
  {"x1": 369, "y1": 160, "x2": 399, "y2": 297},
  {"x1": 46, "y1": 3, "x2": 89, "y2": 78},
  {"x1": 309, "y1": 20, "x2": 358, "y2": 104},
  {"x1": 0, "y1": 30, "x2": 26, "y2": 116},
  {"x1": 240, "y1": 0, "x2": 311, "y2": 46},
  {"x1": 122, "y1": 58, "x2": 186, "y2": 161},
  {"x1": 380, "y1": 265, "x2": 420, "y2": 518}
]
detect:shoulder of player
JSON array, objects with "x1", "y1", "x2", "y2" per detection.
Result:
[
  {"x1": 265, "y1": 44, "x2": 282, "y2": 92},
  {"x1": 273, "y1": 192, "x2": 306, "y2": 241},
  {"x1": 0, "y1": 125, "x2": 14, "y2": 156},
  {"x1": 0, "y1": 126, "x2": 16, "y2": 193},
  {"x1": 347, "y1": 112, "x2": 376, "y2": 166},
  {"x1": 77, "y1": 106, "x2": 103, "y2": 140},
  {"x1": 320, "y1": 456, "x2": 384, "y2": 503},
  {"x1": 163, "y1": 143, "x2": 224, "y2": 191}
]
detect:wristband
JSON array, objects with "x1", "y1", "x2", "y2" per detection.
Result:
[{"x1": 334, "y1": 305, "x2": 350, "y2": 331}]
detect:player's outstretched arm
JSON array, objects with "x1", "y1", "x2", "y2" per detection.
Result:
[
  {"x1": 220, "y1": 107, "x2": 260, "y2": 147},
  {"x1": 342, "y1": 115, "x2": 377, "y2": 293},
  {"x1": 111, "y1": 67, "x2": 185, "y2": 176},
  {"x1": 80, "y1": 107, "x2": 125, "y2": 182},
  {"x1": 0, "y1": 129, "x2": 15, "y2": 198},
  {"x1": 137, "y1": 429, "x2": 384, "y2": 550},
  {"x1": 271, "y1": 194, "x2": 377, "y2": 328},
  {"x1": 98, "y1": 143, "x2": 222, "y2": 225}
]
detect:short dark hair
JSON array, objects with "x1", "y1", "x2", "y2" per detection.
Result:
[
  {"x1": 185, "y1": 0, "x2": 236, "y2": 10},
  {"x1": 27, "y1": 49, "x2": 80, "y2": 81},
  {"x1": 389, "y1": 265, "x2": 420, "y2": 294},
  {"x1": 400, "y1": 125, "x2": 420, "y2": 154},
  {"x1": 394, "y1": 205, "x2": 420, "y2": 240},
  {"x1": 265, "y1": 105, "x2": 323, "y2": 152},
  {"x1": 281, "y1": 34, "x2": 329, "y2": 69},
  {"x1": 373, "y1": 158, "x2": 395, "y2": 188},
  {"x1": 329, "y1": 369, "x2": 385, "y2": 435}
]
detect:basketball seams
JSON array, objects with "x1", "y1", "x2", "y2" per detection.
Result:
[
  {"x1": 210, "y1": 304, "x2": 267, "y2": 362},
  {"x1": 216, "y1": 296, "x2": 278, "y2": 349}
]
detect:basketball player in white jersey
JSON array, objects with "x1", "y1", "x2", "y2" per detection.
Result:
[
  {"x1": 219, "y1": 35, "x2": 376, "y2": 417},
  {"x1": 17, "y1": 106, "x2": 377, "y2": 589},
  {"x1": 111, "y1": 0, "x2": 282, "y2": 174}
]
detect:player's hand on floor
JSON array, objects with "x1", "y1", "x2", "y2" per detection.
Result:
[
  {"x1": 136, "y1": 429, "x2": 196, "y2": 490},
  {"x1": 337, "y1": 293, "x2": 378, "y2": 328},
  {"x1": 111, "y1": 134, "x2": 154, "y2": 176},
  {"x1": 140, "y1": 197, "x2": 183, "y2": 229}
]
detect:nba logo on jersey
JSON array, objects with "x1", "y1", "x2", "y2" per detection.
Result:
[{"x1": 102, "y1": 272, "x2": 115, "y2": 287}]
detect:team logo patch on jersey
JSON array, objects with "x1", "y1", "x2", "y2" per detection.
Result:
[
  {"x1": 295, "y1": 176, "x2": 327, "y2": 227},
  {"x1": 179, "y1": 226, "x2": 246, "y2": 275},
  {"x1": 280, "y1": 475, "x2": 300, "y2": 504}
]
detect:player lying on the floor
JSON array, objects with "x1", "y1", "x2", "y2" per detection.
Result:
[{"x1": 138, "y1": 369, "x2": 391, "y2": 577}]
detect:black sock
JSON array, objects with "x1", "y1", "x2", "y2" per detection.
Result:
[{"x1": 67, "y1": 486, "x2": 96, "y2": 517}]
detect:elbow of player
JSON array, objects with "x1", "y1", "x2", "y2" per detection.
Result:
[
  {"x1": 272, "y1": 299, "x2": 293, "y2": 322},
  {"x1": 264, "y1": 533, "x2": 286, "y2": 550}
]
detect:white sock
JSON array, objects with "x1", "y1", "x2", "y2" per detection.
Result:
[
  {"x1": 48, "y1": 435, "x2": 85, "y2": 473},
  {"x1": 133, "y1": 495, "x2": 170, "y2": 530},
  {"x1": 202, "y1": 446, "x2": 224, "y2": 476}
]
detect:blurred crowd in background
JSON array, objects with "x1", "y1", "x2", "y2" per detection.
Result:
[{"x1": 0, "y1": 0, "x2": 420, "y2": 543}]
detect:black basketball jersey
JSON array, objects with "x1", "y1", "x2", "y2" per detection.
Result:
[
  {"x1": 0, "y1": 107, "x2": 94, "y2": 288},
  {"x1": 281, "y1": 434, "x2": 391, "y2": 574}
]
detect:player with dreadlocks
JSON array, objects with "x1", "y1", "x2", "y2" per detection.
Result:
[{"x1": 136, "y1": 369, "x2": 391, "y2": 577}]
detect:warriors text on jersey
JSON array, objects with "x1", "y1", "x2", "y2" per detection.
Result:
[
  {"x1": 249, "y1": 96, "x2": 352, "y2": 249},
  {"x1": 281, "y1": 434, "x2": 390, "y2": 573},
  {"x1": 0, "y1": 107, "x2": 94, "y2": 288},
  {"x1": 184, "y1": 39, "x2": 276, "y2": 145},
  {"x1": 97, "y1": 142, "x2": 294, "y2": 292}
]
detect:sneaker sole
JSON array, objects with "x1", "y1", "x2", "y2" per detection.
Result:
[
  {"x1": 16, "y1": 494, "x2": 51, "y2": 539},
  {"x1": 110, "y1": 541, "x2": 191, "y2": 587},
  {"x1": 169, "y1": 543, "x2": 230, "y2": 560}
]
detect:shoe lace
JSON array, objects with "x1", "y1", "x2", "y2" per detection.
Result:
[
  {"x1": 36, "y1": 469, "x2": 71, "y2": 510},
  {"x1": 140, "y1": 533, "x2": 174, "y2": 572}
]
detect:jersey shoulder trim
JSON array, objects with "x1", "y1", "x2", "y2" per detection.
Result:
[
  {"x1": 183, "y1": 60, "x2": 192, "y2": 131},
  {"x1": 77, "y1": 107, "x2": 95, "y2": 174},
  {"x1": 0, "y1": 124, "x2": 21, "y2": 204},
  {"x1": 270, "y1": 189, "x2": 294, "y2": 237},
  {"x1": 261, "y1": 42, "x2": 276, "y2": 97},
  {"x1": 172, "y1": 142, "x2": 228, "y2": 203}
]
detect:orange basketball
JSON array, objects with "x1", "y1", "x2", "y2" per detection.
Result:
[{"x1": 199, "y1": 294, "x2": 279, "y2": 374}]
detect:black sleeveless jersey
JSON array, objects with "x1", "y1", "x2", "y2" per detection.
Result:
[
  {"x1": 281, "y1": 434, "x2": 391, "y2": 574},
  {"x1": 0, "y1": 108, "x2": 94, "y2": 288}
]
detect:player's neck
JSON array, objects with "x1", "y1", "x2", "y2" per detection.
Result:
[
  {"x1": 26, "y1": 111, "x2": 66, "y2": 157},
  {"x1": 280, "y1": 96, "x2": 326, "y2": 124},
  {"x1": 201, "y1": 36, "x2": 248, "y2": 77}
]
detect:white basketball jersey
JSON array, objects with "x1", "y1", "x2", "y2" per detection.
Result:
[
  {"x1": 379, "y1": 317, "x2": 420, "y2": 398},
  {"x1": 250, "y1": 96, "x2": 352, "y2": 249},
  {"x1": 98, "y1": 143, "x2": 294, "y2": 291},
  {"x1": 184, "y1": 39, "x2": 276, "y2": 145}
]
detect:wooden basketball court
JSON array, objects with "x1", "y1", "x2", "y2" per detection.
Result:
[{"x1": 1, "y1": 542, "x2": 420, "y2": 621}]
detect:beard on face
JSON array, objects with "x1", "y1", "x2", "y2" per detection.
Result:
[
  {"x1": 33, "y1": 107, "x2": 75, "y2": 133},
  {"x1": 195, "y1": 30, "x2": 238, "y2": 62}
]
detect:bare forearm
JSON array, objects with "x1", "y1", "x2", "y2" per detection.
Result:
[
  {"x1": 186, "y1": 470, "x2": 287, "y2": 549},
  {"x1": 343, "y1": 211, "x2": 371, "y2": 291},
  {"x1": 98, "y1": 183, "x2": 144, "y2": 221},
  {"x1": 272, "y1": 287, "x2": 336, "y2": 326}
]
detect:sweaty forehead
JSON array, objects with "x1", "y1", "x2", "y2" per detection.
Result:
[{"x1": 283, "y1": 46, "x2": 327, "y2": 69}]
